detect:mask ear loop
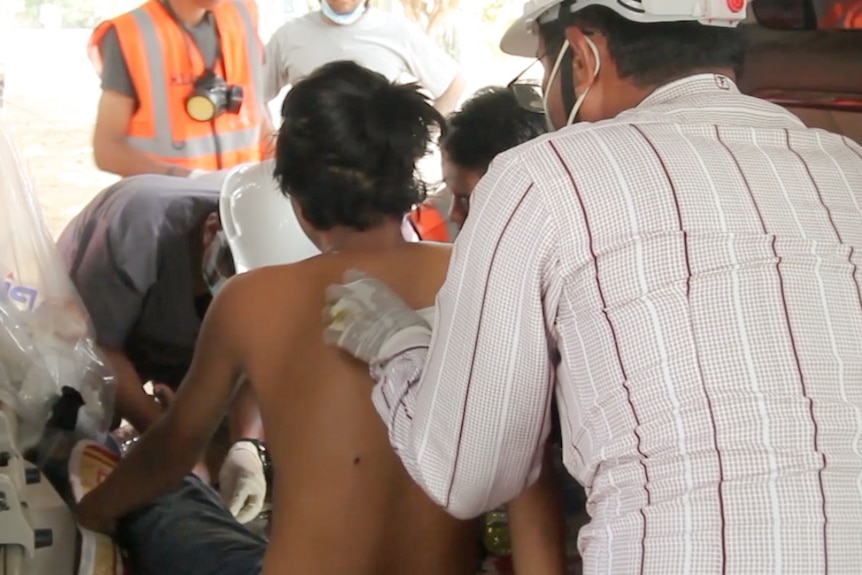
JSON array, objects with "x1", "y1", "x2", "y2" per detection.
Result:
[
  {"x1": 566, "y1": 36, "x2": 601, "y2": 126},
  {"x1": 542, "y1": 40, "x2": 571, "y2": 130}
]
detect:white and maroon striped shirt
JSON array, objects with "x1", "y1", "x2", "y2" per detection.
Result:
[{"x1": 371, "y1": 73, "x2": 862, "y2": 574}]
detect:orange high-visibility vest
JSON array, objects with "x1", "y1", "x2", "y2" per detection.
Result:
[
  {"x1": 88, "y1": 0, "x2": 264, "y2": 171},
  {"x1": 407, "y1": 204, "x2": 451, "y2": 242}
]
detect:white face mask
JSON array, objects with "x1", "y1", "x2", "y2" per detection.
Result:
[
  {"x1": 542, "y1": 36, "x2": 602, "y2": 130},
  {"x1": 321, "y1": 0, "x2": 367, "y2": 25}
]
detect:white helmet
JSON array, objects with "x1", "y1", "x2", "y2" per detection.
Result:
[
  {"x1": 219, "y1": 160, "x2": 320, "y2": 274},
  {"x1": 501, "y1": 0, "x2": 748, "y2": 57}
]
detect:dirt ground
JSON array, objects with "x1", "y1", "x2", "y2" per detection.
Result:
[
  {"x1": 4, "y1": 98, "x2": 118, "y2": 239},
  {"x1": 3, "y1": 29, "x2": 118, "y2": 238}
]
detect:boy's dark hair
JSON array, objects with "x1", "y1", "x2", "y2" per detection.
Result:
[
  {"x1": 441, "y1": 87, "x2": 548, "y2": 172},
  {"x1": 539, "y1": 4, "x2": 746, "y2": 88},
  {"x1": 273, "y1": 60, "x2": 445, "y2": 231}
]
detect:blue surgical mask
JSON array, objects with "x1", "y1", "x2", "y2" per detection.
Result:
[
  {"x1": 202, "y1": 231, "x2": 231, "y2": 297},
  {"x1": 320, "y1": 0, "x2": 366, "y2": 25}
]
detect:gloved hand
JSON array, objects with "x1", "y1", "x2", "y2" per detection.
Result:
[
  {"x1": 323, "y1": 269, "x2": 430, "y2": 364},
  {"x1": 219, "y1": 440, "x2": 267, "y2": 524}
]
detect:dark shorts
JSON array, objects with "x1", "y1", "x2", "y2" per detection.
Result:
[{"x1": 117, "y1": 475, "x2": 266, "y2": 575}]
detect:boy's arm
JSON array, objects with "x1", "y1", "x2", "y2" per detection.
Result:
[{"x1": 508, "y1": 442, "x2": 568, "y2": 575}]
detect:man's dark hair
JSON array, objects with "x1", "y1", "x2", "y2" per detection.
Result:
[
  {"x1": 539, "y1": 4, "x2": 746, "y2": 87},
  {"x1": 273, "y1": 61, "x2": 445, "y2": 231},
  {"x1": 440, "y1": 87, "x2": 548, "y2": 172}
]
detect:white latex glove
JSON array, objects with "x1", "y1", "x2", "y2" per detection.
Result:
[
  {"x1": 323, "y1": 269, "x2": 430, "y2": 364},
  {"x1": 219, "y1": 441, "x2": 267, "y2": 524}
]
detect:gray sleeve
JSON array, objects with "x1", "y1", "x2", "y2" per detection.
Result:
[
  {"x1": 65, "y1": 229, "x2": 149, "y2": 349},
  {"x1": 99, "y1": 26, "x2": 137, "y2": 102},
  {"x1": 263, "y1": 31, "x2": 290, "y2": 104},
  {"x1": 57, "y1": 200, "x2": 158, "y2": 348}
]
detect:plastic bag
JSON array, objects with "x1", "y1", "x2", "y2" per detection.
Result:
[{"x1": 0, "y1": 123, "x2": 115, "y2": 452}]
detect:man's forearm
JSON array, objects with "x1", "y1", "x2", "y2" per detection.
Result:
[
  {"x1": 258, "y1": 110, "x2": 276, "y2": 160},
  {"x1": 434, "y1": 72, "x2": 466, "y2": 116},
  {"x1": 94, "y1": 140, "x2": 190, "y2": 178},
  {"x1": 99, "y1": 346, "x2": 163, "y2": 432},
  {"x1": 81, "y1": 412, "x2": 196, "y2": 524},
  {"x1": 370, "y1": 327, "x2": 434, "y2": 447},
  {"x1": 371, "y1": 351, "x2": 426, "y2": 442}
]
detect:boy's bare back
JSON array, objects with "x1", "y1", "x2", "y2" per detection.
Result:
[{"x1": 231, "y1": 242, "x2": 480, "y2": 575}]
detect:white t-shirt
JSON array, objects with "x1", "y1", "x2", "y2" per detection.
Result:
[{"x1": 262, "y1": 8, "x2": 459, "y2": 104}]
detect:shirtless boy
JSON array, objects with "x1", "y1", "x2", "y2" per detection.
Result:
[{"x1": 76, "y1": 61, "x2": 479, "y2": 575}]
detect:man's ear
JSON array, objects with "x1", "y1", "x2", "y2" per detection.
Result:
[{"x1": 564, "y1": 26, "x2": 601, "y2": 92}]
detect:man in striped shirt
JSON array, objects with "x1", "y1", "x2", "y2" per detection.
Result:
[{"x1": 323, "y1": 0, "x2": 862, "y2": 572}]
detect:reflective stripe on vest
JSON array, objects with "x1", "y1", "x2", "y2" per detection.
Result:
[
  {"x1": 89, "y1": 0, "x2": 263, "y2": 170},
  {"x1": 408, "y1": 204, "x2": 451, "y2": 242}
]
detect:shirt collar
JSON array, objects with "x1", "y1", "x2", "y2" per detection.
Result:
[{"x1": 637, "y1": 73, "x2": 740, "y2": 109}]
